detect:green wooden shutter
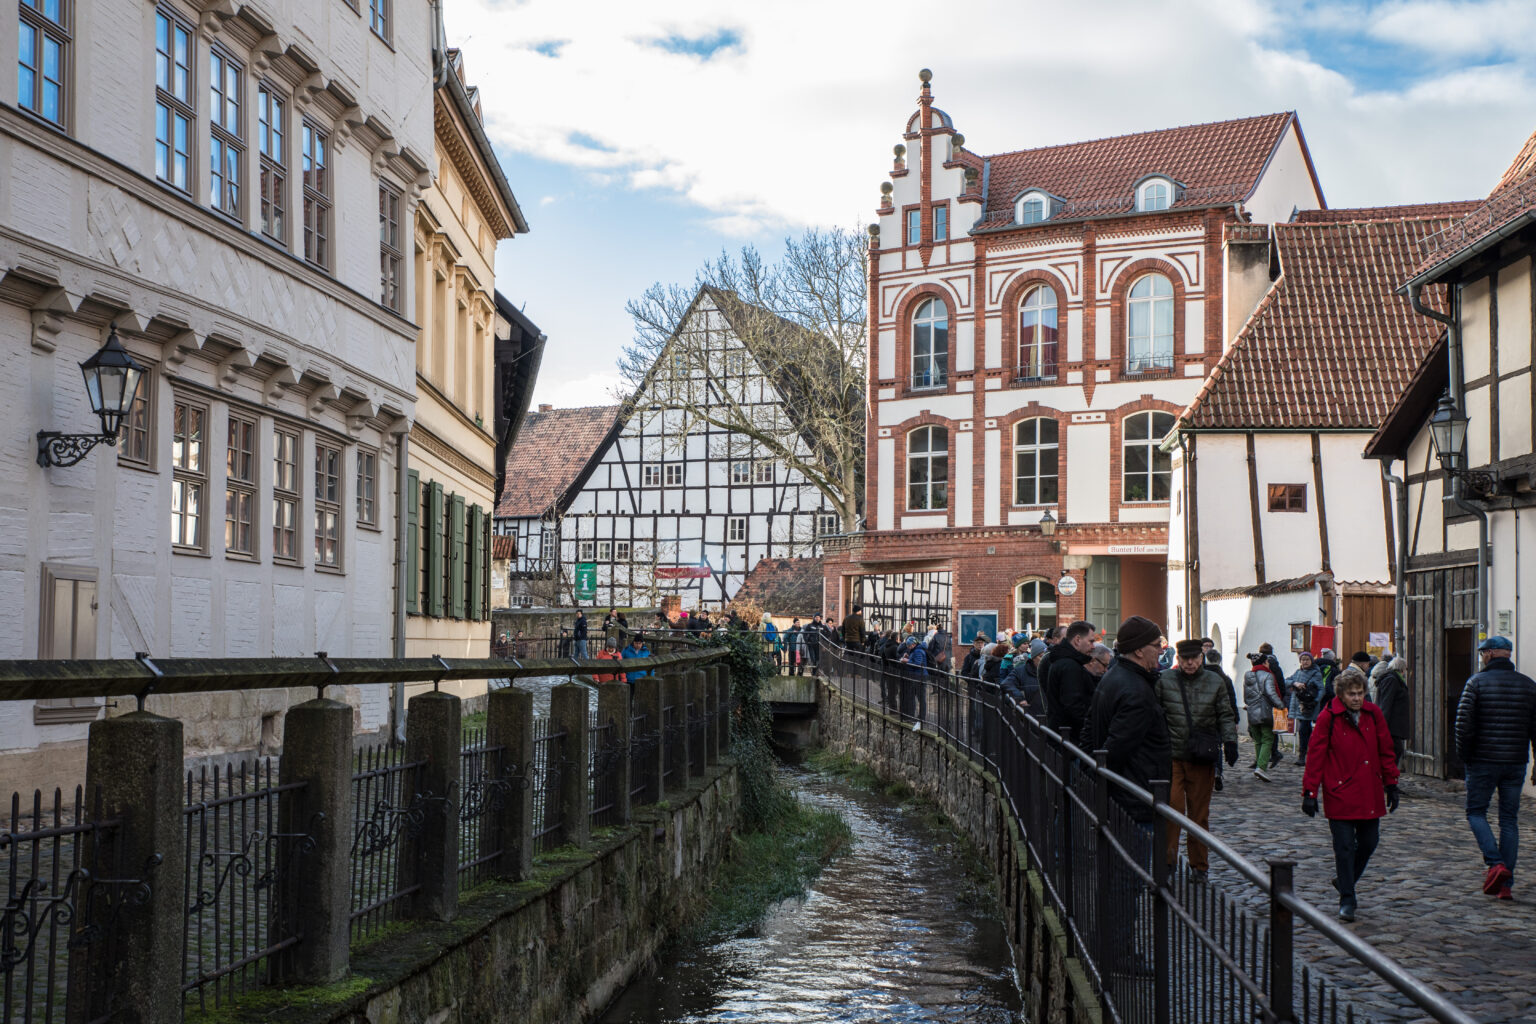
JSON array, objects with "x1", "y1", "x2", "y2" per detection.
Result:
[
  {"x1": 467, "y1": 505, "x2": 483, "y2": 621},
  {"x1": 427, "y1": 481, "x2": 445, "y2": 617},
  {"x1": 406, "y1": 471, "x2": 420, "y2": 614},
  {"x1": 482, "y1": 514, "x2": 491, "y2": 619},
  {"x1": 450, "y1": 494, "x2": 467, "y2": 620}
]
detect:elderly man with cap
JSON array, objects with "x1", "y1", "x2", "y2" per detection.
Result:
[
  {"x1": 1156, "y1": 638, "x2": 1239, "y2": 877},
  {"x1": 1454, "y1": 635, "x2": 1536, "y2": 901},
  {"x1": 1086, "y1": 616, "x2": 1172, "y2": 822}
]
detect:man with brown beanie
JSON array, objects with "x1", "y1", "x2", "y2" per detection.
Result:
[{"x1": 1156, "y1": 638, "x2": 1238, "y2": 878}]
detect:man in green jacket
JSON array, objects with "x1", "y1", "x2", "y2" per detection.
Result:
[{"x1": 1156, "y1": 638, "x2": 1239, "y2": 877}]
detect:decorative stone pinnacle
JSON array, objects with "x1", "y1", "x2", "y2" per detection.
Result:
[{"x1": 919, "y1": 68, "x2": 932, "y2": 85}]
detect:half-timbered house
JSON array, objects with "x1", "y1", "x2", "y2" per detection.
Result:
[
  {"x1": 1169, "y1": 204, "x2": 1474, "y2": 689},
  {"x1": 822, "y1": 70, "x2": 1325, "y2": 642},
  {"x1": 1367, "y1": 126, "x2": 1536, "y2": 783}
]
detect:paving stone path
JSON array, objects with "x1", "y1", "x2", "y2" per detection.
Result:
[{"x1": 1201, "y1": 736, "x2": 1536, "y2": 1024}]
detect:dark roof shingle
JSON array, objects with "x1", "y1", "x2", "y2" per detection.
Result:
[
  {"x1": 1180, "y1": 211, "x2": 1462, "y2": 431},
  {"x1": 976, "y1": 113, "x2": 1298, "y2": 229},
  {"x1": 495, "y1": 405, "x2": 619, "y2": 518},
  {"x1": 732, "y1": 557, "x2": 825, "y2": 618}
]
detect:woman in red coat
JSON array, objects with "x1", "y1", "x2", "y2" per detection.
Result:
[{"x1": 1301, "y1": 665, "x2": 1400, "y2": 921}]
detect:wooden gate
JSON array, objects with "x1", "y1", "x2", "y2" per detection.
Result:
[
  {"x1": 1403, "y1": 561, "x2": 1479, "y2": 778},
  {"x1": 1339, "y1": 593, "x2": 1394, "y2": 661}
]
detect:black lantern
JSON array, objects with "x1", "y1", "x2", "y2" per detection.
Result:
[
  {"x1": 1039, "y1": 509, "x2": 1057, "y2": 537},
  {"x1": 1428, "y1": 392, "x2": 1467, "y2": 472},
  {"x1": 38, "y1": 325, "x2": 147, "y2": 468}
]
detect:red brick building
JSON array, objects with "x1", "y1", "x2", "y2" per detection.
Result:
[{"x1": 822, "y1": 71, "x2": 1326, "y2": 642}]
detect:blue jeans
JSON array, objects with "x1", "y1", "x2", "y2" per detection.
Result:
[
  {"x1": 573, "y1": 638, "x2": 588, "y2": 659},
  {"x1": 1465, "y1": 761, "x2": 1527, "y2": 873}
]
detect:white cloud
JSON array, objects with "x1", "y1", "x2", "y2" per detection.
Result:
[
  {"x1": 531, "y1": 370, "x2": 628, "y2": 411},
  {"x1": 1368, "y1": 0, "x2": 1536, "y2": 56}
]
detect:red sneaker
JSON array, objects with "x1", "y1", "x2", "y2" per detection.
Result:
[
  {"x1": 1484, "y1": 864, "x2": 1513, "y2": 895},
  {"x1": 1497, "y1": 884, "x2": 1514, "y2": 901}
]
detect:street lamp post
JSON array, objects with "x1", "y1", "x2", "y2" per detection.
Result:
[
  {"x1": 1039, "y1": 509, "x2": 1057, "y2": 537},
  {"x1": 37, "y1": 325, "x2": 147, "y2": 468},
  {"x1": 1428, "y1": 392, "x2": 1496, "y2": 498}
]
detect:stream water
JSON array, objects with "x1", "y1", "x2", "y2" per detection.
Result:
[{"x1": 597, "y1": 768, "x2": 1026, "y2": 1023}]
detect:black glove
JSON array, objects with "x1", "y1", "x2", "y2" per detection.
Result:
[
  {"x1": 1301, "y1": 795, "x2": 1318, "y2": 818},
  {"x1": 1223, "y1": 741, "x2": 1239, "y2": 767},
  {"x1": 1385, "y1": 784, "x2": 1399, "y2": 813}
]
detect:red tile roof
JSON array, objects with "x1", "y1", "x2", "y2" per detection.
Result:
[
  {"x1": 1410, "y1": 127, "x2": 1536, "y2": 284},
  {"x1": 974, "y1": 113, "x2": 1300, "y2": 229},
  {"x1": 732, "y1": 557, "x2": 825, "y2": 619},
  {"x1": 491, "y1": 535, "x2": 516, "y2": 560},
  {"x1": 1179, "y1": 211, "x2": 1462, "y2": 431},
  {"x1": 1295, "y1": 201, "x2": 1482, "y2": 223},
  {"x1": 494, "y1": 405, "x2": 619, "y2": 518}
]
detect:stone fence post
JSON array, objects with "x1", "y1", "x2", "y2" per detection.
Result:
[
  {"x1": 686, "y1": 669, "x2": 707, "y2": 780},
  {"x1": 631, "y1": 674, "x2": 664, "y2": 805},
  {"x1": 598, "y1": 681, "x2": 631, "y2": 825},
  {"x1": 275, "y1": 698, "x2": 353, "y2": 984},
  {"x1": 549, "y1": 682, "x2": 590, "y2": 848},
  {"x1": 403, "y1": 690, "x2": 461, "y2": 922},
  {"x1": 67, "y1": 711, "x2": 184, "y2": 1024},
  {"x1": 488, "y1": 686, "x2": 535, "y2": 881}
]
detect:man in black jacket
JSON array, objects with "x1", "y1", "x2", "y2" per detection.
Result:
[
  {"x1": 1455, "y1": 635, "x2": 1536, "y2": 900},
  {"x1": 572, "y1": 610, "x2": 589, "y2": 659},
  {"x1": 1044, "y1": 620, "x2": 1099, "y2": 741},
  {"x1": 1086, "y1": 616, "x2": 1173, "y2": 823}
]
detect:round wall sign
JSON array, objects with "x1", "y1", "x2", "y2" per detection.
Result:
[{"x1": 1057, "y1": 574, "x2": 1078, "y2": 597}]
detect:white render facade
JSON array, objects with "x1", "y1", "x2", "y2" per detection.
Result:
[
  {"x1": 1, "y1": 0, "x2": 435, "y2": 792},
  {"x1": 561, "y1": 295, "x2": 839, "y2": 610}
]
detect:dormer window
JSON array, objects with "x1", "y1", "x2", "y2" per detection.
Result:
[
  {"x1": 1017, "y1": 191, "x2": 1050, "y2": 224},
  {"x1": 1137, "y1": 177, "x2": 1173, "y2": 212}
]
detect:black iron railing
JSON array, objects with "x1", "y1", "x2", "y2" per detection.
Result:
[
  {"x1": 348, "y1": 742, "x2": 426, "y2": 942},
  {"x1": 458, "y1": 728, "x2": 513, "y2": 888},
  {"x1": 589, "y1": 717, "x2": 620, "y2": 828},
  {"x1": 628, "y1": 712, "x2": 656, "y2": 804},
  {"x1": 531, "y1": 722, "x2": 567, "y2": 854},
  {"x1": 820, "y1": 641, "x2": 1476, "y2": 1024}
]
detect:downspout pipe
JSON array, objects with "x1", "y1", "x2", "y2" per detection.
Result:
[
  {"x1": 393, "y1": 429, "x2": 410, "y2": 743},
  {"x1": 1380, "y1": 460, "x2": 1409, "y2": 655},
  {"x1": 428, "y1": 0, "x2": 450, "y2": 89},
  {"x1": 1410, "y1": 282, "x2": 1488, "y2": 651}
]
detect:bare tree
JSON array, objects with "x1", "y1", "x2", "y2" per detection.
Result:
[{"x1": 619, "y1": 227, "x2": 867, "y2": 531}]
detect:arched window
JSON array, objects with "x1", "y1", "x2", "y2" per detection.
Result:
[
  {"x1": 907, "y1": 425, "x2": 948, "y2": 511},
  {"x1": 911, "y1": 299, "x2": 948, "y2": 389},
  {"x1": 1123, "y1": 410, "x2": 1176, "y2": 502},
  {"x1": 1019, "y1": 194, "x2": 1047, "y2": 224},
  {"x1": 1126, "y1": 274, "x2": 1174, "y2": 372},
  {"x1": 1138, "y1": 178, "x2": 1171, "y2": 211},
  {"x1": 1016, "y1": 579, "x2": 1057, "y2": 633},
  {"x1": 1018, "y1": 286, "x2": 1058, "y2": 380},
  {"x1": 1013, "y1": 417, "x2": 1058, "y2": 506}
]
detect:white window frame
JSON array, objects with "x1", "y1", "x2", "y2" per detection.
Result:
[
  {"x1": 272, "y1": 425, "x2": 300, "y2": 564},
  {"x1": 730, "y1": 460, "x2": 751, "y2": 484},
  {"x1": 596, "y1": 540, "x2": 613, "y2": 561},
  {"x1": 1137, "y1": 177, "x2": 1172, "y2": 212},
  {"x1": 1016, "y1": 191, "x2": 1049, "y2": 224},
  {"x1": 906, "y1": 208, "x2": 920, "y2": 245},
  {"x1": 379, "y1": 183, "x2": 404, "y2": 312},
  {"x1": 753, "y1": 460, "x2": 774, "y2": 484},
  {"x1": 664, "y1": 463, "x2": 683, "y2": 487},
  {"x1": 910, "y1": 298, "x2": 948, "y2": 390},
  {"x1": 170, "y1": 397, "x2": 207, "y2": 551},
  {"x1": 933, "y1": 205, "x2": 948, "y2": 241},
  {"x1": 614, "y1": 540, "x2": 631, "y2": 561},
  {"x1": 816, "y1": 513, "x2": 839, "y2": 537},
  {"x1": 314, "y1": 441, "x2": 343, "y2": 569},
  {"x1": 641, "y1": 463, "x2": 661, "y2": 487},
  {"x1": 301, "y1": 118, "x2": 331, "y2": 270},
  {"x1": 1122, "y1": 411, "x2": 1175, "y2": 503},
  {"x1": 356, "y1": 446, "x2": 379, "y2": 528},
  {"x1": 1015, "y1": 578, "x2": 1058, "y2": 633},
  {"x1": 256, "y1": 82, "x2": 286, "y2": 243},
  {"x1": 578, "y1": 540, "x2": 595, "y2": 561},
  {"x1": 1018, "y1": 285, "x2": 1058, "y2": 380},
  {"x1": 906, "y1": 425, "x2": 948, "y2": 511},
  {"x1": 1012, "y1": 417, "x2": 1059, "y2": 506},
  {"x1": 1126, "y1": 273, "x2": 1174, "y2": 373},
  {"x1": 225, "y1": 411, "x2": 257, "y2": 558},
  {"x1": 726, "y1": 517, "x2": 747, "y2": 543}
]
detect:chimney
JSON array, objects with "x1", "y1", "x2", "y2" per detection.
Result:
[
  {"x1": 538, "y1": 403, "x2": 553, "y2": 413},
  {"x1": 1222, "y1": 223, "x2": 1275, "y2": 352}
]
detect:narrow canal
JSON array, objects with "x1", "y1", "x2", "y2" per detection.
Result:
[{"x1": 598, "y1": 767, "x2": 1026, "y2": 1023}]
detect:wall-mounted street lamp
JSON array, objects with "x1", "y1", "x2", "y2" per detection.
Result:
[
  {"x1": 37, "y1": 325, "x2": 146, "y2": 468},
  {"x1": 1428, "y1": 392, "x2": 1497, "y2": 498},
  {"x1": 1039, "y1": 509, "x2": 1057, "y2": 537}
]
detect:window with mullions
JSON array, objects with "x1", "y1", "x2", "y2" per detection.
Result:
[
  {"x1": 933, "y1": 206, "x2": 947, "y2": 241},
  {"x1": 664, "y1": 463, "x2": 683, "y2": 486},
  {"x1": 753, "y1": 460, "x2": 774, "y2": 484},
  {"x1": 596, "y1": 540, "x2": 613, "y2": 561},
  {"x1": 1013, "y1": 417, "x2": 1058, "y2": 506},
  {"x1": 641, "y1": 463, "x2": 661, "y2": 487},
  {"x1": 816, "y1": 513, "x2": 839, "y2": 537},
  {"x1": 727, "y1": 517, "x2": 747, "y2": 543},
  {"x1": 1122, "y1": 411, "x2": 1175, "y2": 502},
  {"x1": 907, "y1": 425, "x2": 948, "y2": 511},
  {"x1": 730, "y1": 461, "x2": 750, "y2": 485},
  {"x1": 369, "y1": 0, "x2": 390, "y2": 42},
  {"x1": 117, "y1": 367, "x2": 153, "y2": 467},
  {"x1": 614, "y1": 540, "x2": 631, "y2": 561},
  {"x1": 272, "y1": 426, "x2": 299, "y2": 562},
  {"x1": 154, "y1": 7, "x2": 194, "y2": 193},
  {"x1": 1267, "y1": 483, "x2": 1307, "y2": 513},
  {"x1": 1126, "y1": 274, "x2": 1174, "y2": 373},
  {"x1": 910, "y1": 298, "x2": 948, "y2": 389},
  {"x1": 170, "y1": 399, "x2": 206, "y2": 550},
  {"x1": 256, "y1": 83, "x2": 286, "y2": 242},
  {"x1": 18, "y1": 0, "x2": 69, "y2": 127},
  {"x1": 314, "y1": 442, "x2": 342, "y2": 568},
  {"x1": 225, "y1": 414, "x2": 256, "y2": 557},
  {"x1": 906, "y1": 209, "x2": 921, "y2": 245},
  {"x1": 208, "y1": 48, "x2": 242, "y2": 217},
  {"x1": 301, "y1": 120, "x2": 331, "y2": 269},
  {"x1": 379, "y1": 184, "x2": 403, "y2": 312},
  {"x1": 356, "y1": 448, "x2": 378, "y2": 526},
  {"x1": 1018, "y1": 286, "x2": 1057, "y2": 380},
  {"x1": 1015, "y1": 579, "x2": 1057, "y2": 633},
  {"x1": 578, "y1": 540, "x2": 595, "y2": 561}
]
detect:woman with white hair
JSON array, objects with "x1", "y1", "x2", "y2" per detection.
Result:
[{"x1": 1371, "y1": 656, "x2": 1411, "y2": 764}]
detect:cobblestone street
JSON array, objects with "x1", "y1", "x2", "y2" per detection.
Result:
[{"x1": 1204, "y1": 736, "x2": 1536, "y2": 1024}]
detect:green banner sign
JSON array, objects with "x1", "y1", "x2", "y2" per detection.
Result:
[{"x1": 574, "y1": 562, "x2": 597, "y2": 601}]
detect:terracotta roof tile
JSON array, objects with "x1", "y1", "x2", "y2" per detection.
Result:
[
  {"x1": 732, "y1": 557, "x2": 825, "y2": 619},
  {"x1": 1180, "y1": 211, "x2": 1463, "y2": 431},
  {"x1": 1411, "y1": 127, "x2": 1536, "y2": 282},
  {"x1": 491, "y1": 535, "x2": 516, "y2": 560},
  {"x1": 494, "y1": 405, "x2": 619, "y2": 518},
  {"x1": 1295, "y1": 201, "x2": 1482, "y2": 223},
  {"x1": 976, "y1": 113, "x2": 1296, "y2": 229}
]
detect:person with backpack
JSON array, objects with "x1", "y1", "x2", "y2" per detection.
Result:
[
  {"x1": 762, "y1": 616, "x2": 782, "y2": 669},
  {"x1": 1156, "y1": 639, "x2": 1239, "y2": 877},
  {"x1": 925, "y1": 618, "x2": 952, "y2": 676},
  {"x1": 899, "y1": 634, "x2": 929, "y2": 731},
  {"x1": 1244, "y1": 653, "x2": 1285, "y2": 781},
  {"x1": 1287, "y1": 651, "x2": 1323, "y2": 768},
  {"x1": 1302, "y1": 665, "x2": 1400, "y2": 921},
  {"x1": 1315, "y1": 648, "x2": 1342, "y2": 706}
]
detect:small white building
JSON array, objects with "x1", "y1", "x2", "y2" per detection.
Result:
[
  {"x1": 1, "y1": 0, "x2": 436, "y2": 792},
  {"x1": 1168, "y1": 204, "x2": 1473, "y2": 691}
]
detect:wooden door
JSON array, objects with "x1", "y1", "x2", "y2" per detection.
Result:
[
  {"x1": 1086, "y1": 558, "x2": 1121, "y2": 640},
  {"x1": 1340, "y1": 594, "x2": 1394, "y2": 660},
  {"x1": 1443, "y1": 627, "x2": 1474, "y2": 780}
]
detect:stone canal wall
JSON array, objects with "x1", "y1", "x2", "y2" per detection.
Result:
[
  {"x1": 307, "y1": 764, "x2": 739, "y2": 1024},
  {"x1": 816, "y1": 683, "x2": 1103, "y2": 1024}
]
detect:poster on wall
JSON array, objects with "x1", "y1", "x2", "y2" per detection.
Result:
[
  {"x1": 959, "y1": 611, "x2": 998, "y2": 645},
  {"x1": 1367, "y1": 632, "x2": 1391, "y2": 659}
]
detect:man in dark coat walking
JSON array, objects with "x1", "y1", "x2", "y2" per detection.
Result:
[
  {"x1": 572, "y1": 610, "x2": 589, "y2": 659},
  {"x1": 1044, "y1": 620, "x2": 1099, "y2": 741},
  {"x1": 1455, "y1": 636, "x2": 1536, "y2": 900},
  {"x1": 840, "y1": 605, "x2": 866, "y2": 649},
  {"x1": 1087, "y1": 616, "x2": 1173, "y2": 823}
]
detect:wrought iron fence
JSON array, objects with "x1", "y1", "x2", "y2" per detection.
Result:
[
  {"x1": 660, "y1": 701, "x2": 681, "y2": 788},
  {"x1": 531, "y1": 721, "x2": 567, "y2": 854},
  {"x1": 686, "y1": 699, "x2": 706, "y2": 776},
  {"x1": 589, "y1": 717, "x2": 621, "y2": 829},
  {"x1": 182, "y1": 759, "x2": 313, "y2": 1012},
  {"x1": 349, "y1": 742, "x2": 426, "y2": 942},
  {"x1": 820, "y1": 641, "x2": 1477, "y2": 1024},
  {"x1": 628, "y1": 712, "x2": 656, "y2": 805},
  {"x1": 1, "y1": 787, "x2": 128, "y2": 1024},
  {"x1": 458, "y1": 728, "x2": 514, "y2": 888}
]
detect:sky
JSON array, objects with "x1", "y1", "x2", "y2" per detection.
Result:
[{"x1": 442, "y1": 0, "x2": 1536, "y2": 410}]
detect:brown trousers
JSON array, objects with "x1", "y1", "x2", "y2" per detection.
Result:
[{"x1": 1167, "y1": 760, "x2": 1216, "y2": 871}]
